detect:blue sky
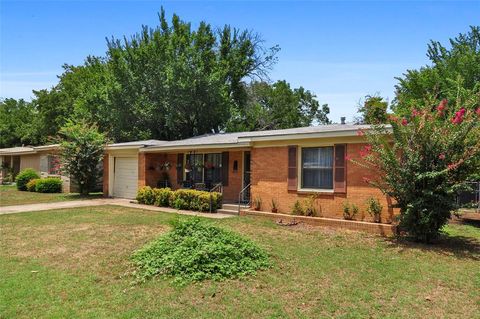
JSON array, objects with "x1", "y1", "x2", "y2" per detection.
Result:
[{"x1": 1, "y1": 1, "x2": 479, "y2": 122}]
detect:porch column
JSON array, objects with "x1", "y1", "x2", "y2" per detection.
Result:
[
  {"x1": 102, "y1": 154, "x2": 109, "y2": 197},
  {"x1": 138, "y1": 152, "x2": 147, "y2": 189}
]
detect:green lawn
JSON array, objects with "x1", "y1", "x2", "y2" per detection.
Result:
[
  {"x1": 0, "y1": 185, "x2": 102, "y2": 206},
  {"x1": 0, "y1": 206, "x2": 479, "y2": 318}
]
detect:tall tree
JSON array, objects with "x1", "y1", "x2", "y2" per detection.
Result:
[
  {"x1": 356, "y1": 95, "x2": 389, "y2": 124},
  {"x1": 226, "y1": 80, "x2": 330, "y2": 131},
  {"x1": 0, "y1": 98, "x2": 41, "y2": 148},
  {"x1": 394, "y1": 26, "x2": 480, "y2": 116},
  {"x1": 33, "y1": 56, "x2": 113, "y2": 141},
  {"x1": 106, "y1": 8, "x2": 279, "y2": 141}
]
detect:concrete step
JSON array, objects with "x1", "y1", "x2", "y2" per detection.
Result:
[
  {"x1": 216, "y1": 209, "x2": 239, "y2": 216},
  {"x1": 222, "y1": 203, "x2": 250, "y2": 211}
]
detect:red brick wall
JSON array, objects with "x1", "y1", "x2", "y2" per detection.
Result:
[
  {"x1": 223, "y1": 151, "x2": 243, "y2": 202},
  {"x1": 251, "y1": 145, "x2": 397, "y2": 223},
  {"x1": 102, "y1": 154, "x2": 109, "y2": 197},
  {"x1": 141, "y1": 151, "x2": 244, "y2": 202}
]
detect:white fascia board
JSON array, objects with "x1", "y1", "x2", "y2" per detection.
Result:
[
  {"x1": 0, "y1": 151, "x2": 37, "y2": 156},
  {"x1": 140, "y1": 142, "x2": 251, "y2": 152},
  {"x1": 238, "y1": 126, "x2": 392, "y2": 142}
]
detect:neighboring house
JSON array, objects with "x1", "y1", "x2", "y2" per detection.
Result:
[
  {"x1": 0, "y1": 144, "x2": 77, "y2": 192},
  {"x1": 103, "y1": 124, "x2": 397, "y2": 222}
]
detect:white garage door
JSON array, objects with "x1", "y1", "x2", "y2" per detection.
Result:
[{"x1": 113, "y1": 157, "x2": 138, "y2": 198}]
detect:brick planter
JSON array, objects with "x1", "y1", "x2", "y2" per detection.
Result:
[{"x1": 240, "y1": 209, "x2": 397, "y2": 236}]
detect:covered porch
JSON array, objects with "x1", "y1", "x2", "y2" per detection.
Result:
[{"x1": 139, "y1": 148, "x2": 251, "y2": 203}]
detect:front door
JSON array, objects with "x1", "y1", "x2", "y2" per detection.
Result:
[{"x1": 242, "y1": 151, "x2": 251, "y2": 203}]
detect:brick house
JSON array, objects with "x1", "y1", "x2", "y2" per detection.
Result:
[
  {"x1": 0, "y1": 144, "x2": 102, "y2": 193},
  {"x1": 103, "y1": 124, "x2": 397, "y2": 222}
]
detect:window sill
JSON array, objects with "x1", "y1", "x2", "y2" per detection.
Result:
[{"x1": 296, "y1": 188, "x2": 335, "y2": 195}]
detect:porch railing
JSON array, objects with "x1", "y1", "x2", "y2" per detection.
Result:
[{"x1": 238, "y1": 183, "x2": 251, "y2": 214}]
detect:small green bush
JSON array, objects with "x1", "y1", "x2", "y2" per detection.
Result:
[
  {"x1": 291, "y1": 196, "x2": 318, "y2": 216},
  {"x1": 292, "y1": 200, "x2": 303, "y2": 215},
  {"x1": 136, "y1": 186, "x2": 156, "y2": 205},
  {"x1": 153, "y1": 187, "x2": 173, "y2": 207},
  {"x1": 35, "y1": 177, "x2": 62, "y2": 193},
  {"x1": 132, "y1": 218, "x2": 271, "y2": 283},
  {"x1": 26, "y1": 178, "x2": 39, "y2": 192},
  {"x1": 342, "y1": 201, "x2": 358, "y2": 220},
  {"x1": 366, "y1": 197, "x2": 383, "y2": 223},
  {"x1": 15, "y1": 168, "x2": 40, "y2": 191}
]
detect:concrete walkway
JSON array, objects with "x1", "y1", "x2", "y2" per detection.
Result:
[{"x1": 0, "y1": 198, "x2": 235, "y2": 219}]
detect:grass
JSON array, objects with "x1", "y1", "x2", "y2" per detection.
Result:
[
  {"x1": 0, "y1": 184, "x2": 102, "y2": 206},
  {"x1": 0, "y1": 205, "x2": 479, "y2": 318}
]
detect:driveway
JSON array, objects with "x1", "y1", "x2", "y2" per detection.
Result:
[{"x1": 0, "y1": 198, "x2": 234, "y2": 219}]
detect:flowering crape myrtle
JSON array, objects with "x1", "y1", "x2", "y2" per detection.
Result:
[{"x1": 351, "y1": 100, "x2": 480, "y2": 242}]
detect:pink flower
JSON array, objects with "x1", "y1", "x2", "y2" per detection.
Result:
[
  {"x1": 412, "y1": 109, "x2": 421, "y2": 117},
  {"x1": 476, "y1": 108, "x2": 480, "y2": 116},
  {"x1": 437, "y1": 99, "x2": 447, "y2": 113},
  {"x1": 356, "y1": 129, "x2": 365, "y2": 136},
  {"x1": 451, "y1": 108, "x2": 466, "y2": 124},
  {"x1": 401, "y1": 118, "x2": 408, "y2": 126},
  {"x1": 345, "y1": 155, "x2": 352, "y2": 161},
  {"x1": 447, "y1": 163, "x2": 458, "y2": 170},
  {"x1": 359, "y1": 145, "x2": 372, "y2": 157},
  {"x1": 388, "y1": 115, "x2": 398, "y2": 123},
  {"x1": 438, "y1": 154, "x2": 445, "y2": 160}
]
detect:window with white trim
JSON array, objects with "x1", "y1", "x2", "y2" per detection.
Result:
[{"x1": 301, "y1": 147, "x2": 334, "y2": 189}]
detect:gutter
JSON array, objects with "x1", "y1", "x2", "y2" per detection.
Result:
[
  {"x1": 140, "y1": 141, "x2": 251, "y2": 152},
  {"x1": 238, "y1": 126, "x2": 392, "y2": 142}
]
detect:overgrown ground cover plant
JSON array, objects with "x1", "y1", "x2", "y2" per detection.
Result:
[
  {"x1": 132, "y1": 218, "x2": 270, "y2": 284},
  {"x1": 353, "y1": 99, "x2": 480, "y2": 242}
]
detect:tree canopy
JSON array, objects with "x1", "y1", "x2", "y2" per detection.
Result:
[
  {"x1": 394, "y1": 26, "x2": 480, "y2": 116},
  {"x1": 1, "y1": 8, "x2": 331, "y2": 148}
]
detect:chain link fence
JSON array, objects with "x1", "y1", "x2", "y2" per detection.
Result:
[{"x1": 456, "y1": 181, "x2": 480, "y2": 213}]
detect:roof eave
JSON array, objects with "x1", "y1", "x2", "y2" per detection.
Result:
[{"x1": 141, "y1": 142, "x2": 251, "y2": 152}]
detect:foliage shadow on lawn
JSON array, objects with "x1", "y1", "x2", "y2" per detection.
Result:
[{"x1": 384, "y1": 234, "x2": 480, "y2": 261}]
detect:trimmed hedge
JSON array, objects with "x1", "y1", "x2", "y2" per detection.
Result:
[
  {"x1": 136, "y1": 186, "x2": 222, "y2": 212},
  {"x1": 15, "y1": 168, "x2": 40, "y2": 191},
  {"x1": 26, "y1": 178, "x2": 39, "y2": 192},
  {"x1": 35, "y1": 177, "x2": 62, "y2": 193}
]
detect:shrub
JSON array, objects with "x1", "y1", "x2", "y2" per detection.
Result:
[
  {"x1": 35, "y1": 177, "x2": 62, "y2": 193},
  {"x1": 291, "y1": 196, "x2": 319, "y2": 216},
  {"x1": 59, "y1": 120, "x2": 106, "y2": 195},
  {"x1": 26, "y1": 178, "x2": 39, "y2": 192},
  {"x1": 352, "y1": 204, "x2": 359, "y2": 218},
  {"x1": 366, "y1": 197, "x2": 382, "y2": 223},
  {"x1": 271, "y1": 198, "x2": 278, "y2": 213},
  {"x1": 342, "y1": 201, "x2": 358, "y2": 220},
  {"x1": 292, "y1": 200, "x2": 303, "y2": 215},
  {"x1": 303, "y1": 195, "x2": 318, "y2": 217},
  {"x1": 170, "y1": 189, "x2": 198, "y2": 210},
  {"x1": 15, "y1": 168, "x2": 40, "y2": 191},
  {"x1": 352, "y1": 98, "x2": 480, "y2": 242},
  {"x1": 137, "y1": 187, "x2": 222, "y2": 212},
  {"x1": 136, "y1": 186, "x2": 156, "y2": 205},
  {"x1": 132, "y1": 218, "x2": 271, "y2": 283},
  {"x1": 153, "y1": 188, "x2": 173, "y2": 207},
  {"x1": 253, "y1": 196, "x2": 262, "y2": 211}
]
